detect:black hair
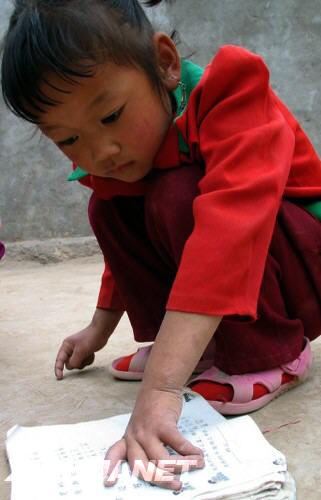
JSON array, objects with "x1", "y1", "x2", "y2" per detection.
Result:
[
  {"x1": 1, "y1": 0, "x2": 172, "y2": 123},
  {"x1": 144, "y1": 0, "x2": 172, "y2": 5}
]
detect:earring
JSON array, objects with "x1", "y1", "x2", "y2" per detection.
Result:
[{"x1": 175, "y1": 81, "x2": 187, "y2": 116}]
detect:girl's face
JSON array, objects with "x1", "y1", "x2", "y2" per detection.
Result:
[{"x1": 39, "y1": 35, "x2": 180, "y2": 182}]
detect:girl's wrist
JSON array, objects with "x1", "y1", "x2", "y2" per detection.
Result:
[
  {"x1": 142, "y1": 357, "x2": 187, "y2": 393},
  {"x1": 141, "y1": 311, "x2": 223, "y2": 391},
  {"x1": 141, "y1": 372, "x2": 185, "y2": 395},
  {"x1": 90, "y1": 307, "x2": 123, "y2": 336}
]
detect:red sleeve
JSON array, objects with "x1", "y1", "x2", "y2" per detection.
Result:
[
  {"x1": 69, "y1": 164, "x2": 124, "y2": 309},
  {"x1": 167, "y1": 46, "x2": 295, "y2": 319},
  {"x1": 97, "y1": 259, "x2": 125, "y2": 310}
]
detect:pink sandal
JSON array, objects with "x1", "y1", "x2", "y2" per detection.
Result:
[
  {"x1": 109, "y1": 345, "x2": 153, "y2": 380},
  {"x1": 109, "y1": 344, "x2": 214, "y2": 381},
  {"x1": 188, "y1": 337, "x2": 312, "y2": 415}
]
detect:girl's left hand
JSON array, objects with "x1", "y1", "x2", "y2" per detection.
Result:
[{"x1": 103, "y1": 387, "x2": 204, "y2": 490}]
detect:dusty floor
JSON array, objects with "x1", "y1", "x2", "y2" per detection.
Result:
[{"x1": 1, "y1": 255, "x2": 321, "y2": 499}]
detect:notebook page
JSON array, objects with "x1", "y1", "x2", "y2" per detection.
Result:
[{"x1": 6, "y1": 392, "x2": 287, "y2": 500}]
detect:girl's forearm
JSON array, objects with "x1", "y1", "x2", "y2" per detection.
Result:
[
  {"x1": 142, "y1": 310, "x2": 222, "y2": 392},
  {"x1": 91, "y1": 307, "x2": 124, "y2": 337}
]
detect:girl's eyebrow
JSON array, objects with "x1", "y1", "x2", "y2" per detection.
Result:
[
  {"x1": 88, "y1": 89, "x2": 116, "y2": 110},
  {"x1": 41, "y1": 123, "x2": 69, "y2": 132}
]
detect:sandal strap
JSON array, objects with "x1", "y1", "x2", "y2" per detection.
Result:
[
  {"x1": 190, "y1": 367, "x2": 283, "y2": 403},
  {"x1": 129, "y1": 345, "x2": 152, "y2": 373},
  {"x1": 281, "y1": 337, "x2": 312, "y2": 377}
]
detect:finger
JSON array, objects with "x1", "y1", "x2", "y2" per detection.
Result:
[
  {"x1": 127, "y1": 437, "x2": 181, "y2": 491},
  {"x1": 104, "y1": 438, "x2": 127, "y2": 487},
  {"x1": 67, "y1": 348, "x2": 94, "y2": 370},
  {"x1": 54, "y1": 341, "x2": 73, "y2": 380},
  {"x1": 157, "y1": 454, "x2": 204, "y2": 474},
  {"x1": 137, "y1": 437, "x2": 181, "y2": 473},
  {"x1": 65, "y1": 349, "x2": 85, "y2": 370},
  {"x1": 161, "y1": 454, "x2": 205, "y2": 472},
  {"x1": 142, "y1": 437, "x2": 203, "y2": 474},
  {"x1": 160, "y1": 427, "x2": 204, "y2": 467},
  {"x1": 78, "y1": 353, "x2": 95, "y2": 369}
]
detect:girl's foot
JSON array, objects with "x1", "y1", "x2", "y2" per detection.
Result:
[
  {"x1": 188, "y1": 337, "x2": 312, "y2": 415},
  {"x1": 109, "y1": 345, "x2": 152, "y2": 381},
  {"x1": 110, "y1": 344, "x2": 214, "y2": 381}
]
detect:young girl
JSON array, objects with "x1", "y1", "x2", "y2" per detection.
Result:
[{"x1": 2, "y1": 0, "x2": 321, "y2": 490}]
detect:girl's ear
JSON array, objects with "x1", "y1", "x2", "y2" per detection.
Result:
[{"x1": 153, "y1": 32, "x2": 181, "y2": 91}]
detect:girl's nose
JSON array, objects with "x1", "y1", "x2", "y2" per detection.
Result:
[{"x1": 91, "y1": 138, "x2": 121, "y2": 165}]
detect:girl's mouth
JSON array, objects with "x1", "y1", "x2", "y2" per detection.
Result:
[{"x1": 110, "y1": 161, "x2": 134, "y2": 173}]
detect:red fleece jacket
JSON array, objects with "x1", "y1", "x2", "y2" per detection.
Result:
[{"x1": 75, "y1": 46, "x2": 321, "y2": 319}]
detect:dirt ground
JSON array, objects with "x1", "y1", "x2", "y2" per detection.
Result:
[{"x1": 1, "y1": 255, "x2": 321, "y2": 499}]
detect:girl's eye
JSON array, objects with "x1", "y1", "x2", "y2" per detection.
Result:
[
  {"x1": 101, "y1": 107, "x2": 124, "y2": 125},
  {"x1": 57, "y1": 136, "x2": 78, "y2": 147}
]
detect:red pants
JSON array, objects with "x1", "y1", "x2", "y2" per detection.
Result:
[{"x1": 89, "y1": 165, "x2": 321, "y2": 374}]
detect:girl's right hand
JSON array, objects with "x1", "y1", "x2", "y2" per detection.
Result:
[{"x1": 54, "y1": 308, "x2": 123, "y2": 380}]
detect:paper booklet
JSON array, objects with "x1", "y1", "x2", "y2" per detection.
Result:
[{"x1": 5, "y1": 391, "x2": 296, "y2": 500}]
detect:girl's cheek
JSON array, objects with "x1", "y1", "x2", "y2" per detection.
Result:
[
  {"x1": 68, "y1": 152, "x2": 80, "y2": 164},
  {"x1": 58, "y1": 147, "x2": 80, "y2": 166},
  {"x1": 132, "y1": 119, "x2": 167, "y2": 147},
  {"x1": 60, "y1": 149, "x2": 73, "y2": 162}
]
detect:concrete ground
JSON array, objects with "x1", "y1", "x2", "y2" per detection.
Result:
[{"x1": 1, "y1": 255, "x2": 321, "y2": 499}]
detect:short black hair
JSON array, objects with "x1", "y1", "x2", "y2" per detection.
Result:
[{"x1": 1, "y1": 0, "x2": 171, "y2": 123}]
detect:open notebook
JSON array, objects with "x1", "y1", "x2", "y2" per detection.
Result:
[{"x1": 5, "y1": 392, "x2": 296, "y2": 500}]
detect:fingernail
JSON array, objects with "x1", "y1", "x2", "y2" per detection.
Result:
[
  {"x1": 103, "y1": 476, "x2": 116, "y2": 487},
  {"x1": 173, "y1": 479, "x2": 182, "y2": 491}
]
